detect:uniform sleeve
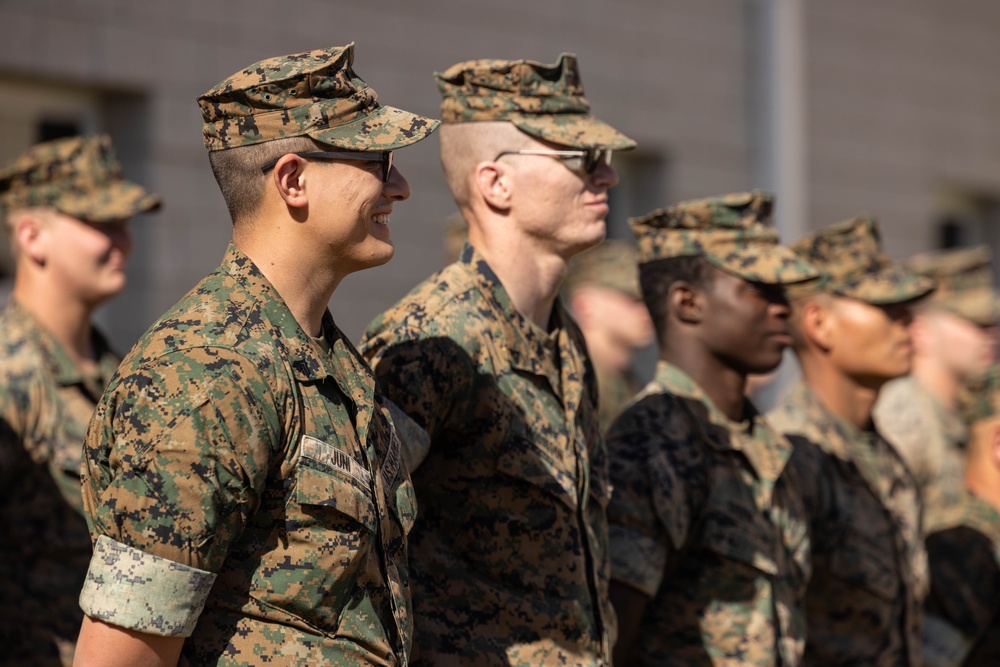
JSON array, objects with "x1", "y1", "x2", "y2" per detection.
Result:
[
  {"x1": 606, "y1": 400, "x2": 689, "y2": 598},
  {"x1": 0, "y1": 350, "x2": 45, "y2": 483},
  {"x1": 365, "y1": 335, "x2": 476, "y2": 445},
  {"x1": 79, "y1": 349, "x2": 281, "y2": 636},
  {"x1": 923, "y1": 525, "x2": 1000, "y2": 663}
]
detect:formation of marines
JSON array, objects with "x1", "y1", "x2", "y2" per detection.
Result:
[{"x1": 0, "y1": 42, "x2": 997, "y2": 667}]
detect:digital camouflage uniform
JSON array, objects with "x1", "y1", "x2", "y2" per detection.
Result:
[
  {"x1": 361, "y1": 54, "x2": 634, "y2": 667},
  {"x1": 0, "y1": 134, "x2": 159, "y2": 667},
  {"x1": 923, "y1": 491, "x2": 1000, "y2": 666},
  {"x1": 79, "y1": 45, "x2": 437, "y2": 666},
  {"x1": 921, "y1": 365, "x2": 1000, "y2": 667},
  {"x1": 769, "y1": 216, "x2": 935, "y2": 667},
  {"x1": 608, "y1": 192, "x2": 819, "y2": 666},
  {"x1": 876, "y1": 375, "x2": 967, "y2": 523},
  {"x1": 563, "y1": 240, "x2": 647, "y2": 433},
  {"x1": 876, "y1": 246, "x2": 1000, "y2": 527}
]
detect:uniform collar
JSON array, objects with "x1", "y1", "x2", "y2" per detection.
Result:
[
  {"x1": 787, "y1": 380, "x2": 900, "y2": 501},
  {"x1": 457, "y1": 242, "x2": 575, "y2": 396},
  {"x1": 652, "y1": 360, "x2": 792, "y2": 483},
  {"x1": 219, "y1": 243, "x2": 374, "y2": 392},
  {"x1": 6, "y1": 299, "x2": 118, "y2": 391}
]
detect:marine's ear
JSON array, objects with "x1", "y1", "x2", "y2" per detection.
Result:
[
  {"x1": 271, "y1": 154, "x2": 310, "y2": 211},
  {"x1": 799, "y1": 296, "x2": 833, "y2": 352},
  {"x1": 473, "y1": 160, "x2": 512, "y2": 213},
  {"x1": 668, "y1": 280, "x2": 704, "y2": 325},
  {"x1": 12, "y1": 209, "x2": 50, "y2": 266}
]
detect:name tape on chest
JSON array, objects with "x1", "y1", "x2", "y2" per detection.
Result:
[{"x1": 300, "y1": 435, "x2": 373, "y2": 487}]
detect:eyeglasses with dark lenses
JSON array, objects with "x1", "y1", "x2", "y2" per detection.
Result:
[
  {"x1": 493, "y1": 148, "x2": 613, "y2": 175},
  {"x1": 260, "y1": 150, "x2": 394, "y2": 182}
]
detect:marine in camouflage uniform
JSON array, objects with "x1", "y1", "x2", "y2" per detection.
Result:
[
  {"x1": 563, "y1": 240, "x2": 654, "y2": 433},
  {"x1": 75, "y1": 45, "x2": 437, "y2": 666},
  {"x1": 876, "y1": 246, "x2": 1000, "y2": 527},
  {"x1": 361, "y1": 54, "x2": 634, "y2": 666},
  {"x1": 0, "y1": 135, "x2": 159, "y2": 667},
  {"x1": 921, "y1": 365, "x2": 1000, "y2": 667},
  {"x1": 768, "y1": 216, "x2": 935, "y2": 666},
  {"x1": 607, "y1": 192, "x2": 819, "y2": 666}
]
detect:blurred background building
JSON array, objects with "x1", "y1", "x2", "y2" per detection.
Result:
[{"x1": 1, "y1": 0, "x2": 998, "y2": 356}]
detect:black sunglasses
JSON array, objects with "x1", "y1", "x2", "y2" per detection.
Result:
[
  {"x1": 260, "y1": 150, "x2": 394, "y2": 182},
  {"x1": 493, "y1": 148, "x2": 613, "y2": 176}
]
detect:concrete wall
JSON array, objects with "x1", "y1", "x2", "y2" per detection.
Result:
[{"x1": 806, "y1": 0, "x2": 1000, "y2": 256}]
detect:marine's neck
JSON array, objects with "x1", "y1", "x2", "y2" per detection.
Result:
[
  {"x1": 910, "y1": 354, "x2": 961, "y2": 412},
  {"x1": 798, "y1": 351, "x2": 880, "y2": 430},
  {"x1": 468, "y1": 234, "x2": 567, "y2": 331},
  {"x1": 12, "y1": 277, "x2": 96, "y2": 369},
  {"x1": 663, "y1": 341, "x2": 748, "y2": 422}
]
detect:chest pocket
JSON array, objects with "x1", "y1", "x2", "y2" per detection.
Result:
[
  {"x1": 827, "y1": 522, "x2": 900, "y2": 601},
  {"x1": 294, "y1": 458, "x2": 378, "y2": 532},
  {"x1": 497, "y1": 420, "x2": 578, "y2": 511},
  {"x1": 256, "y1": 448, "x2": 379, "y2": 635},
  {"x1": 700, "y1": 487, "x2": 780, "y2": 577}
]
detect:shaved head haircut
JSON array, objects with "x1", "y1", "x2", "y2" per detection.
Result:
[
  {"x1": 208, "y1": 135, "x2": 322, "y2": 225},
  {"x1": 438, "y1": 121, "x2": 533, "y2": 209}
]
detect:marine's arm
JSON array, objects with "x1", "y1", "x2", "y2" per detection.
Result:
[
  {"x1": 606, "y1": 397, "x2": 689, "y2": 662},
  {"x1": 74, "y1": 617, "x2": 184, "y2": 667},
  {"x1": 365, "y1": 334, "x2": 476, "y2": 471},
  {"x1": 610, "y1": 581, "x2": 651, "y2": 665},
  {"x1": 76, "y1": 350, "x2": 280, "y2": 654}
]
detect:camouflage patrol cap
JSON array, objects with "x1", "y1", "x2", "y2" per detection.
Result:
[
  {"x1": 629, "y1": 191, "x2": 819, "y2": 285},
  {"x1": 906, "y1": 245, "x2": 1000, "y2": 326},
  {"x1": 435, "y1": 54, "x2": 636, "y2": 150},
  {"x1": 0, "y1": 135, "x2": 160, "y2": 222},
  {"x1": 790, "y1": 216, "x2": 935, "y2": 305},
  {"x1": 199, "y1": 43, "x2": 439, "y2": 152},
  {"x1": 958, "y1": 365, "x2": 1000, "y2": 425},
  {"x1": 564, "y1": 240, "x2": 641, "y2": 298}
]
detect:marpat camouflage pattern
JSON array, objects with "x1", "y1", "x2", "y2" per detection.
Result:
[
  {"x1": 0, "y1": 134, "x2": 159, "y2": 222},
  {"x1": 769, "y1": 383, "x2": 927, "y2": 667},
  {"x1": 629, "y1": 191, "x2": 819, "y2": 285},
  {"x1": 607, "y1": 362, "x2": 809, "y2": 666},
  {"x1": 199, "y1": 44, "x2": 439, "y2": 152},
  {"x1": 923, "y1": 489, "x2": 1000, "y2": 667},
  {"x1": 80, "y1": 245, "x2": 416, "y2": 666},
  {"x1": 361, "y1": 243, "x2": 613, "y2": 666},
  {"x1": 0, "y1": 301, "x2": 120, "y2": 667},
  {"x1": 435, "y1": 53, "x2": 635, "y2": 150}
]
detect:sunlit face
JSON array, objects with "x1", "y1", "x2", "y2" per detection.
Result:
[
  {"x1": 43, "y1": 211, "x2": 133, "y2": 305},
  {"x1": 699, "y1": 267, "x2": 793, "y2": 374},
  {"x1": 826, "y1": 296, "x2": 915, "y2": 387},
  {"x1": 501, "y1": 137, "x2": 619, "y2": 259},
  {"x1": 919, "y1": 308, "x2": 998, "y2": 382},
  {"x1": 305, "y1": 155, "x2": 410, "y2": 275}
]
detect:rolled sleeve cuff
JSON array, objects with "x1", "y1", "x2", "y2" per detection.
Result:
[
  {"x1": 609, "y1": 524, "x2": 667, "y2": 598},
  {"x1": 923, "y1": 613, "x2": 974, "y2": 667},
  {"x1": 79, "y1": 535, "x2": 217, "y2": 637}
]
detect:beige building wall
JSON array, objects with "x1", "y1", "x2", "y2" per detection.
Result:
[
  {"x1": 806, "y1": 0, "x2": 1000, "y2": 256},
  {"x1": 0, "y1": 0, "x2": 997, "y2": 351}
]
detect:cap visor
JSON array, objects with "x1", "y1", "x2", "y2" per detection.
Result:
[
  {"x1": 511, "y1": 113, "x2": 636, "y2": 150},
  {"x1": 835, "y1": 265, "x2": 935, "y2": 305},
  {"x1": 710, "y1": 245, "x2": 820, "y2": 285},
  {"x1": 58, "y1": 181, "x2": 161, "y2": 222},
  {"x1": 939, "y1": 289, "x2": 1000, "y2": 326},
  {"x1": 310, "y1": 105, "x2": 440, "y2": 151}
]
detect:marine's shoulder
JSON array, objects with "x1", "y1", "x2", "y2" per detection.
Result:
[
  {"x1": 608, "y1": 383, "x2": 709, "y2": 468},
  {"x1": 118, "y1": 269, "x2": 281, "y2": 377},
  {"x1": 363, "y1": 263, "x2": 496, "y2": 350}
]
